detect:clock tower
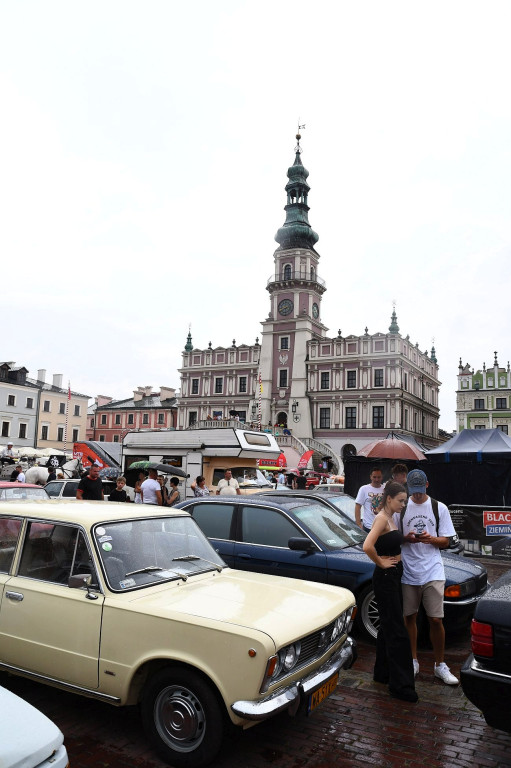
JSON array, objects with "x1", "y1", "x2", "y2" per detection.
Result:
[{"x1": 259, "y1": 134, "x2": 327, "y2": 436}]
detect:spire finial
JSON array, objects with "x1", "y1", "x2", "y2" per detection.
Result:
[
  {"x1": 430, "y1": 337, "x2": 437, "y2": 364},
  {"x1": 184, "y1": 326, "x2": 193, "y2": 352},
  {"x1": 389, "y1": 301, "x2": 400, "y2": 333},
  {"x1": 494, "y1": 351, "x2": 499, "y2": 366},
  {"x1": 295, "y1": 120, "x2": 305, "y2": 153}
]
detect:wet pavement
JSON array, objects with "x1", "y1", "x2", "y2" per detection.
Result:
[{"x1": 2, "y1": 557, "x2": 511, "y2": 768}]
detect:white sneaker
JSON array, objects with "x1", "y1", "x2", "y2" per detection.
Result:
[
  {"x1": 434, "y1": 663, "x2": 459, "y2": 685},
  {"x1": 413, "y1": 659, "x2": 419, "y2": 677}
]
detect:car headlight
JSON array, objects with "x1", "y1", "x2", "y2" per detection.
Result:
[
  {"x1": 278, "y1": 642, "x2": 301, "y2": 673},
  {"x1": 445, "y1": 579, "x2": 474, "y2": 599}
]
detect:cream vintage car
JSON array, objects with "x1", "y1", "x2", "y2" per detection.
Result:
[{"x1": 0, "y1": 501, "x2": 356, "y2": 767}]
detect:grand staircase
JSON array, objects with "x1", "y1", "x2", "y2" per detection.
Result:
[{"x1": 275, "y1": 433, "x2": 343, "y2": 475}]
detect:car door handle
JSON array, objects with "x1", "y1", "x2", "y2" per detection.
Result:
[
  {"x1": 238, "y1": 553, "x2": 252, "y2": 560},
  {"x1": 5, "y1": 591, "x2": 24, "y2": 602}
]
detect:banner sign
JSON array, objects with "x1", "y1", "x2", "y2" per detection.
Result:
[{"x1": 449, "y1": 505, "x2": 511, "y2": 560}]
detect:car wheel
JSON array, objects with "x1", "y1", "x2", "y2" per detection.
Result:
[
  {"x1": 307, "y1": 484, "x2": 314, "y2": 490},
  {"x1": 355, "y1": 584, "x2": 379, "y2": 642},
  {"x1": 141, "y1": 667, "x2": 224, "y2": 767}
]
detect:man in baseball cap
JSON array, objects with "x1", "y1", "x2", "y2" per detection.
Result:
[{"x1": 396, "y1": 468, "x2": 459, "y2": 685}]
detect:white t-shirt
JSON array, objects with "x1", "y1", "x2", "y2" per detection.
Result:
[
  {"x1": 217, "y1": 478, "x2": 239, "y2": 496},
  {"x1": 141, "y1": 478, "x2": 161, "y2": 505},
  {"x1": 355, "y1": 483, "x2": 385, "y2": 528},
  {"x1": 394, "y1": 496, "x2": 455, "y2": 585},
  {"x1": 17, "y1": 472, "x2": 26, "y2": 483}
]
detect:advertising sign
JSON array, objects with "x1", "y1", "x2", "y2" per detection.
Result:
[{"x1": 449, "y1": 505, "x2": 511, "y2": 560}]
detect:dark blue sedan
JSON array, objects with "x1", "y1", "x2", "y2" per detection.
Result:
[{"x1": 178, "y1": 493, "x2": 488, "y2": 642}]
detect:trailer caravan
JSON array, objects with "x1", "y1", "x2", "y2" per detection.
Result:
[{"x1": 121, "y1": 427, "x2": 280, "y2": 497}]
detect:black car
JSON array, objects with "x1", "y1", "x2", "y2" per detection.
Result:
[
  {"x1": 177, "y1": 492, "x2": 488, "y2": 642},
  {"x1": 461, "y1": 570, "x2": 511, "y2": 732}
]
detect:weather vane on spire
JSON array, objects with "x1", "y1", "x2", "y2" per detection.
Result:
[{"x1": 295, "y1": 120, "x2": 306, "y2": 153}]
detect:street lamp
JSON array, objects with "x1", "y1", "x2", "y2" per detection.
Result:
[{"x1": 292, "y1": 400, "x2": 299, "y2": 414}]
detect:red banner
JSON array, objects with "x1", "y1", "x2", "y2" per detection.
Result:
[
  {"x1": 257, "y1": 453, "x2": 286, "y2": 468},
  {"x1": 298, "y1": 449, "x2": 314, "y2": 469}
]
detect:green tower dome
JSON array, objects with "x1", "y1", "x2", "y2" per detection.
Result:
[{"x1": 274, "y1": 137, "x2": 319, "y2": 252}]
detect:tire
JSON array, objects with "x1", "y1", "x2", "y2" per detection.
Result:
[
  {"x1": 354, "y1": 584, "x2": 379, "y2": 642},
  {"x1": 141, "y1": 667, "x2": 224, "y2": 767}
]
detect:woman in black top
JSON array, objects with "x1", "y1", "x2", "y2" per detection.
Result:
[{"x1": 363, "y1": 482, "x2": 417, "y2": 703}]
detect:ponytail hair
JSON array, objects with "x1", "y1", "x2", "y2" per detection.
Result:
[{"x1": 380, "y1": 481, "x2": 406, "y2": 511}]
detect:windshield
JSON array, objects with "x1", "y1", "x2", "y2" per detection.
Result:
[
  {"x1": 212, "y1": 467, "x2": 272, "y2": 488},
  {"x1": 93, "y1": 515, "x2": 226, "y2": 591},
  {"x1": 0, "y1": 487, "x2": 49, "y2": 501},
  {"x1": 287, "y1": 501, "x2": 365, "y2": 549}
]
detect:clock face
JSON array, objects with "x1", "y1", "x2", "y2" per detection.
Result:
[
  {"x1": 278, "y1": 299, "x2": 293, "y2": 317},
  {"x1": 312, "y1": 302, "x2": 319, "y2": 319}
]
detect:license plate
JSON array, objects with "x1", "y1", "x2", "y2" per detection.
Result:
[{"x1": 307, "y1": 672, "x2": 339, "y2": 714}]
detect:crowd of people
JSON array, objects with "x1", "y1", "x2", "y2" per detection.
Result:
[{"x1": 358, "y1": 464, "x2": 460, "y2": 703}]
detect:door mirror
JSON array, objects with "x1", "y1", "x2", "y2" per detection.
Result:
[{"x1": 288, "y1": 536, "x2": 317, "y2": 552}]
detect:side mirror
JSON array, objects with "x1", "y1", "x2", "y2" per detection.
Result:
[
  {"x1": 288, "y1": 536, "x2": 317, "y2": 552},
  {"x1": 69, "y1": 573, "x2": 99, "y2": 600}
]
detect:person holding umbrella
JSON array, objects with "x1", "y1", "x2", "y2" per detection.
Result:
[{"x1": 141, "y1": 468, "x2": 162, "y2": 506}]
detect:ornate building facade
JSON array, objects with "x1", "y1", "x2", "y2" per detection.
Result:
[
  {"x1": 178, "y1": 137, "x2": 441, "y2": 456},
  {"x1": 456, "y1": 353, "x2": 511, "y2": 434}
]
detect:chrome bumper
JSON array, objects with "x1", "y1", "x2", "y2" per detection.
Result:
[{"x1": 231, "y1": 636, "x2": 356, "y2": 721}]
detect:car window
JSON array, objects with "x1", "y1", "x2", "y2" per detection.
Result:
[
  {"x1": 241, "y1": 505, "x2": 302, "y2": 547},
  {"x1": 71, "y1": 530, "x2": 100, "y2": 588},
  {"x1": 323, "y1": 495, "x2": 357, "y2": 522},
  {"x1": 0, "y1": 517, "x2": 23, "y2": 573},
  {"x1": 0, "y1": 487, "x2": 49, "y2": 501},
  {"x1": 44, "y1": 482, "x2": 62, "y2": 498},
  {"x1": 63, "y1": 481, "x2": 79, "y2": 498},
  {"x1": 291, "y1": 502, "x2": 365, "y2": 548},
  {"x1": 190, "y1": 503, "x2": 234, "y2": 540},
  {"x1": 18, "y1": 523, "x2": 80, "y2": 584}
]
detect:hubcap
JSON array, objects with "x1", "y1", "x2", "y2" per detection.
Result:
[
  {"x1": 155, "y1": 685, "x2": 206, "y2": 753},
  {"x1": 362, "y1": 591, "x2": 380, "y2": 639}
]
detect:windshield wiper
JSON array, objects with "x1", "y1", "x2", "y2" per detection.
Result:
[
  {"x1": 126, "y1": 565, "x2": 187, "y2": 581},
  {"x1": 172, "y1": 555, "x2": 223, "y2": 573}
]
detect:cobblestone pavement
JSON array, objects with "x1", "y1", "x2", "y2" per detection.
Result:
[{"x1": 2, "y1": 557, "x2": 510, "y2": 768}]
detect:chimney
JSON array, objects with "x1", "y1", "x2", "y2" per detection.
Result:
[
  {"x1": 37, "y1": 369, "x2": 46, "y2": 383},
  {"x1": 133, "y1": 387, "x2": 145, "y2": 402},
  {"x1": 160, "y1": 386, "x2": 176, "y2": 401},
  {"x1": 144, "y1": 385, "x2": 153, "y2": 397},
  {"x1": 53, "y1": 374, "x2": 63, "y2": 389},
  {"x1": 96, "y1": 395, "x2": 113, "y2": 407}
]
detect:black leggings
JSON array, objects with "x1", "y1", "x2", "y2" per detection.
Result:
[{"x1": 373, "y1": 562, "x2": 416, "y2": 696}]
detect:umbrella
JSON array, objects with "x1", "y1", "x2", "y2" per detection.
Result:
[
  {"x1": 127, "y1": 461, "x2": 189, "y2": 478},
  {"x1": 99, "y1": 467, "x2": 120, "y2": 479},
  {"x1": 357, "y1": 436, "x2": 425, "y2": 461}
]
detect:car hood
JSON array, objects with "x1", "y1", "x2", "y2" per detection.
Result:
[
  {"x1": 0, "y1": 686, "x2": 64, "y2": 768},
  {"x1": 127, "y1": 569, "x2": 354, "y2": 647},
  {"x1": 440, "y1": 552, "x2": 486, "y2": 584}
]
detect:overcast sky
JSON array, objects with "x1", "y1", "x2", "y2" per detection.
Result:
[{"x1": 2, "y1": 1, "x2": 511, "y2": 431}]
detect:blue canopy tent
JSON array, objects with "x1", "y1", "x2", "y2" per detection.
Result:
[{"x1": 424, "y1": 429, "x2": 511, "y2": 505}]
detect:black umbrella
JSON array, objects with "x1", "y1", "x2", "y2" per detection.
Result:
[{"x1": 128, "y1": 461, "x2": 189, "y2": 478}]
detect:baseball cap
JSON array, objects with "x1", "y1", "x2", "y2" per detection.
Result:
[{"x1": 407, "y1": 469, "x2": 428, "y2": 494}]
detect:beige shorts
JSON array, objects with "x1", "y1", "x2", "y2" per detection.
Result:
[{"x1": 402, "y1": 580, "x2": 445, "y2": 618}]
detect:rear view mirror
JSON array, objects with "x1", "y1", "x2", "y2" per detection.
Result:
[
  {"x1": 288, "y1": 536, "x2": 317, "y2": 552},
  {"x1": 69, "y1": 573, "x2": 98, "y2": 600}
]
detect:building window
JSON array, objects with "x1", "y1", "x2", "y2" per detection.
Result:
[
  {"x1": 90, "y1": 418, "x2": 94, "y2": 427},
  {"x1": 189, "y1": 411, "x2": 197, "y2": 427},
  {"x1": 320, "y1": 372, "x2": 330, "y2": 390},
  {"x1": 18, "y1": 423, "x2": 27, "y2": 439},
  {"x1": 158, "y1": 413, "x2": 165, "y2": 424},
  {"x1": 7, "y1": 395, "x2": 15, "y2": 407},
  {"x1": 347, "y1": 371, "x2": 356, "y2": 388},
  {"x1": 319, "y1": 408, "x2": 331, "y2": 429},
  {"x1": 345, "y1": 407, "x2": 356, "y2": 428},
  {"x1": 113, "y1": 434, "x2": 119, "y2": 442},
  {"x1": 127, "y1": 414, "x2": 134, "y2": 425},
  {"x1": 99, "y1": 435, "x2": 105, "y2": 442},
  {"x1": 474, "y1": 399, "x2": 485, "y2": 410},
  {"x1": 74, "y1": 405, "x2": 80, "y2": 416},
  {"x1": 474, "y1": 425, "x2": 485, "y2": 429},
  {"x1": 191, "y1": 379, "x2": 199, "y2": 394},
  {"x1": 43, "y1": 400, "x2": 50, "y2": 412},
  {"x1": 404, "y1": 373, "x2": 408, "y2": 391},
  {"x1": 283, "y1": 264, "x2": 292, "y2": 280},
  {"x1": 72, "y1": 428, "x2": 79, "y2": 442},
  {"x1": 142, "y1": 413, "x2": 149, "y2": 425},
  {"x1": 115, "y1": 414, "x2": 121, "y2": 425},
  {"x1": 373, "y1": 406, "x2": 384, "y2": 428},
  {"x1": 279, "y1": 369, "x2": 288, "y2": 388},
  {"x1": 239, "y1": 376, "x2": 247, "y2": 393},
  {"x1": 404, "y1": 409, "x2": 408, "y2": 430},
  {"x1": 374, "y1": 369, "x2": 384, "y2": 387},
  {"x1": 57, "y1": 427, "x2": 64, "y2": 442},
  {"x1": 496, "y1": 398, "x2": 507, "y2": 409},
  {"x1": 215, "y1": 378, "x2": 223, "y2": 394},
  {"x1": 59, "y1": 402, "x2": 66, "y2": 414},
  {"x1": 280, "y1": 337, "x2": 289, "y2": 350},
  {"x1": 100, "y1": 414, "x2": 107, "y2": 425},
  {"x1": 497, "y1": 425, "x2": 509, "y2": 434},
  {"x1": 41, "y1": 425, "x2": 48, "y2": 440},
  {"x1": 26, "y1": 397, "x2": 33, "y2": 409}
]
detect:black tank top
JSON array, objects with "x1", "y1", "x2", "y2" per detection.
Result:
[{"x1": 374, "y1": 529, "x2": 404, "y2": 557}]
